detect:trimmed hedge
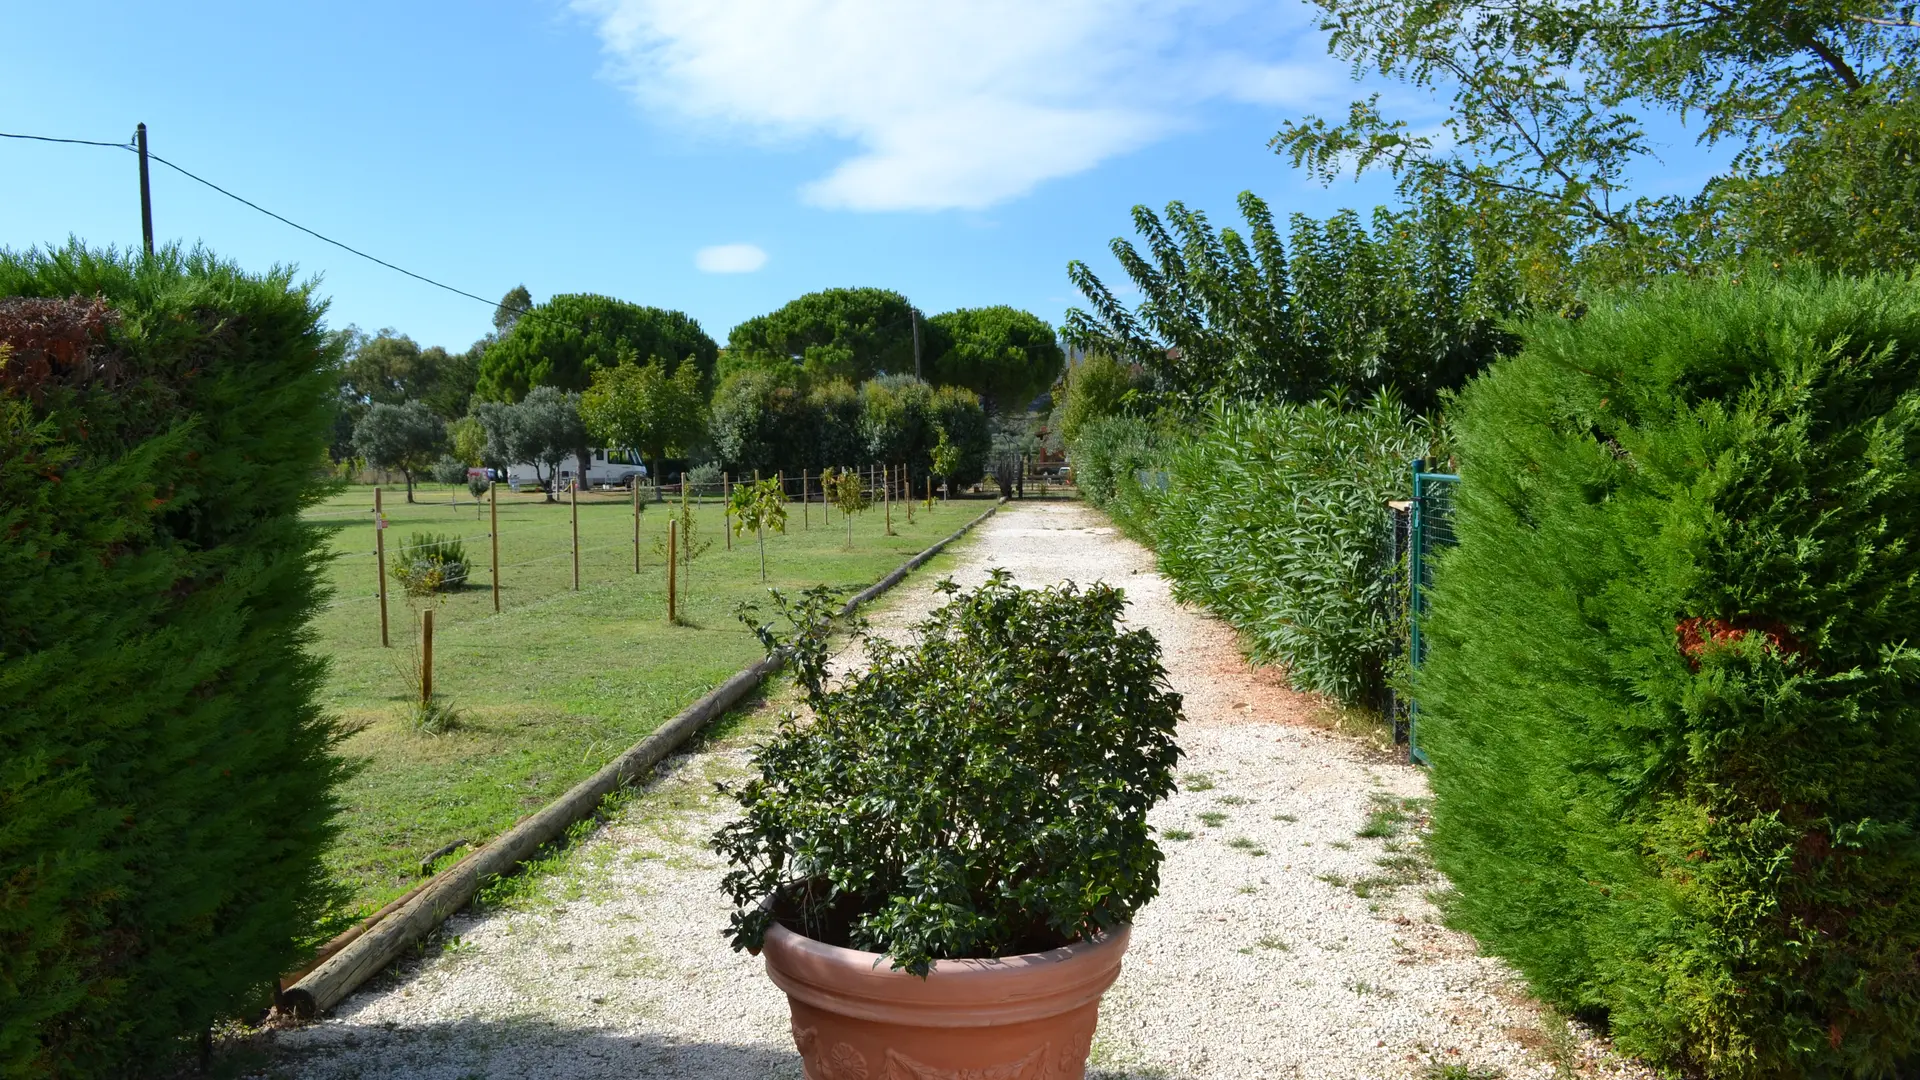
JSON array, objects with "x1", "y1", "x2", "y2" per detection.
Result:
[
  {"x1": 1421, "y1": 275, "x2": 1920, "y2": 1078},
  {"x1": 1152, "y1": 394, "x2": 1436, "y2": 705},
  {"x1": 0, "y1": 246, "x2": 344, "y2": 1077}
]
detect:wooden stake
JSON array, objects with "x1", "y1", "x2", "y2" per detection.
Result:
[
  {"x1": 885, "y1": 464, "x2": 893, "y2": 535},
  {"x1": 489, "y1": 481, "x2": 500, "y2": 613},
  {"x1": 374, "y1": 487, "x2": 390, "y2": 648},
  {"x1": 632, "y1": 480, "x2": 641, "y2": 574},
  {"x1": 570, "y1": 479, "x2": 580, "y2": 590},
  {"x1": 801, "y1": 469, "x2": 809, "y2": 529},
  {"x1": 724, "y1": 473, "x2": 732, "y2": 550},
  {"x1": 420, "y1": 608, "x2": 434, "y2": 703},
  {"x1": 667, "y1": 519, "x2": 678, "y2": 623}
]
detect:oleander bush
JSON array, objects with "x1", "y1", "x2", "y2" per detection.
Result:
[
  {"x1": 1068, "y1": 414, "x2": 1162, "y2": 537},
  {"x1": 1420, "y1": 274, "x2": 1920, "y2": 1079},
  {"x1": 714, "y1": 575, "x2": 1183, "y2": 975},
  {"x1": 0, "y1": 245, "x2": 344, "y2": 1078},
  {"x1": 1151, "y1": 392, "x2": 1439, "y2": 705}
]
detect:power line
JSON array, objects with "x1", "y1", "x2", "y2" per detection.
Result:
[
  {"x1": 0, "y1": 131, "x2": 133, "y2": 149},
  {"x1": 0, "y1": 127, "x2": 529, "y2": 317}
]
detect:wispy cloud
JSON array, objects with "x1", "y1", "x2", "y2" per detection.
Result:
[
  {"x1": 572, "y1": 0, "x2": 1340, "y2": 211},
  {"x1": 694, "y1": 243, "x2": 769, "y2": 273}
]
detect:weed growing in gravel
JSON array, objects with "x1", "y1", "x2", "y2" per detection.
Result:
[
  {"x1": 1197, "y1": 811, "x2": 1228, "y2": 827},
  {"x1": 1330, "y1": 840, "x2": 1353, "y2": 850},
  {"x1": 1319, "y1": 872, "x2": 1350, "y2": 888},
  {"x1": 1422, "y1": 1064, "x2": 1505, "y2": 1080},
  {"x1": 1216, "y1": 795, "x2": 1250, "y2": 806},
  {"x1": 1162, "y1": 828, "x2": 1195, "y2": 841},
  {"x1": 1357, "y1": 793, "x2": 1429, "y2": 838},
  {"x1": 1226, "y1": 836, "x2": 1267, "y2": 855},
  {"x1": 1180, "y1": 772, "x2": 1216, "y2": 792},
  {"x1": 1255, "y1": 934, "x2": 1290, "y2": 951},
  {"x1": 1273, "y1": 813, "x2": 1298, "y2": 822},
  {"x1": 1237, "y1": 884, "x2": 1259, "y2": 894}
]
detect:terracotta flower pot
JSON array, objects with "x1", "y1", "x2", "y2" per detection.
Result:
[{"x1": 761, "y1": 920, "x2": 1131, "y2": 1080}]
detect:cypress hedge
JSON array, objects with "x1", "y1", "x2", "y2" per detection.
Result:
[
  {"x1": 0, "y1": 245, "x2": 345, "y2": 1077},
  {"x1": 1421, "y1": 275, "x2": 1920, "y2": 1078}
]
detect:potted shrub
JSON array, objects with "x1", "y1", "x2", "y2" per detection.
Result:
[{"x1": 714, "y1": 572, "x2": 1183, "y2": 1079}]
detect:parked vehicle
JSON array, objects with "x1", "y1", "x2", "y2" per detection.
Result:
[{"x1": 504, "y1": 450, "x2": 647, "y2": 491}]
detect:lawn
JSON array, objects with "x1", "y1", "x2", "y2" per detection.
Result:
[{"x1": 306, "y1": 480, "x2": 981, "y2": 917}]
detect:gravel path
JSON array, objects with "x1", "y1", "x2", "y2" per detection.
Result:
[{"x1": 254, "y1": 501, "x2": 1647, "y2": 1080}]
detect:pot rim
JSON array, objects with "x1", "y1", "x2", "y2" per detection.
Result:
[{"x1": 760, "y1": 920, "x2": 1131, "y2": 1028}]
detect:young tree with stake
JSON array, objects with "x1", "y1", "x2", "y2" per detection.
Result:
[
  {"x1": 821, "y1": 467, "x2": 869, "y2": 550},
  {"x1": 728, "y1": 477, "x2": 788, "y2": 582}
]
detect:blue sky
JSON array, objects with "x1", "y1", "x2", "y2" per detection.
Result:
[{"x1": 2, "y1": 1, "x2": 1729, "y2": 353}]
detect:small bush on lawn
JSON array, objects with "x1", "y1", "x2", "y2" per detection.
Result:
[
  {"x1": 714, "y1": 573, "x2": 1184, "y2": 975},
  {"x1": 0, "y1": 244, "x2": 344, "y2": 1077},
  {"x1": 1420, "y1": 274, "x2": 1920, "y2": 1079},
  {"x1": 390, "y1": 530, "x2": 470, "y2": 595},
  {"x1": 1151, "y1": 392, "x2": 1438, "y2": 705}
]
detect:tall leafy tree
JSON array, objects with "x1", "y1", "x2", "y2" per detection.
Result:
[
  {"x1": 1273, "y1": 0, "x2": 1920, "y2": 275},
  {"x1": 924, "y1": 306, "x2": 1065, "y2": 414},
  {"x1": 726, "y1": 287, "x2": 917, "y2": 383},
  {"x1": 477, "y1": 293, "x2": 718, "y2": 496},
  {"x1": 472, "y1": 386, "x2": 585, "y2": 502},
  {"x1": 708, "y1": 368, "x2": 814, "y2": 477},
  {"x1": 579, "y1": 354, "x2": 707, "y2": 498},
  {"x1": 338, "y1": 330, "x2": 479, "y2": 420},
  {"x1": 353, "y1": 400, "x2": 446, "y2": 502},
  {"x1": 493, "y1": 284, "x2": 532, "y2": 337},
  {"x1": 1064, "y1": 191, "x2": 1529, "y2": 409}
]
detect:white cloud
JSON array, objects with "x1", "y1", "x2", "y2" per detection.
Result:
[
  {"x1": 572, "y1": 0, "x2": 1340, "y2": 211},
  {"x1": 695, "y1": 243, "x2": 769, "y2": 273}
]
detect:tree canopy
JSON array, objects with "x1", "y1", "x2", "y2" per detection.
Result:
[
  {"x1": 1273, "y1": 0, "x2": 1920, "y2": 276},
  {"x1": 725, "y1": 287, "x2": 917, "y2": 383},
  {"x1": 579, "y1": 356, "x2": 707, "y2": 489},
  {"x1": 338, "y1": 329, "x2": 480, "y2": 419},
  {"x1": 1064, "y1": 190, "x2": 1530, "y2": 409},
  {"x1": 353, "y1": 400, "x2": 446, "y2": 502},
  {"x1": 476, "y1": 293, "x2": 718, "y2": 402},
  {"x1": 924, "y1": 306, "x2": 1064, "y2": 414},
  {"x1": 472, "y1": 385, "x2": 585, "y2": 501}
]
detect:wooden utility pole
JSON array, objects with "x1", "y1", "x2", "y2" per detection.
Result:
[
  {"x1": 632, "y1": 481, "x2": 641, "y2": 573},
  {"x1": 374, "y1": 487, "x2": 390, "y2": 647},
  {"x1": 570, "y1": 479, "x2": 580, "y2": 590},
  {"x1": 420, "y1": 609, "x2": 435, "y2": 704},
  {"x1": 667, "y1": 519, "x2": 678, "y2": 623},
  {"x1": 489, "y1": 481, "x2": 500, "y2": 613},
  {"x1": 136, "y1": 123, "x2": 153, "y2": 257}
]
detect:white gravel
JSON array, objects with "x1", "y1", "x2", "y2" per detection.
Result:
[{"x1": 253, "y1": 501, "x2": 1651, "y2": 1080}]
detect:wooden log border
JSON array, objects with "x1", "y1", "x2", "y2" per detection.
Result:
[{"x1": 279, "y1": 497, "x2": 1009, "y2": 1019}]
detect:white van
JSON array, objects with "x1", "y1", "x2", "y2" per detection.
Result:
[{"x1": 505, "y1": 450, "x2": 647, "y2": 492}]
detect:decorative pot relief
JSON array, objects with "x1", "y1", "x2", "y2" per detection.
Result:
[{"x1": 883, "y1": 1044, "x2": 1054, "y2": 1080}]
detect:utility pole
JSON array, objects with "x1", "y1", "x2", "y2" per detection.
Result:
[
  {"x1": 136, "y1": 123, "x2": 154, "y2": 257},
  {"x1": 911, "y1": 307, "x2": 922, "y2": 379}
]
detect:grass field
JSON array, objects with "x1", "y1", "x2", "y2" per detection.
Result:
[{"x1": 307, "y1": 480, "x2": 986, "y2": 918}]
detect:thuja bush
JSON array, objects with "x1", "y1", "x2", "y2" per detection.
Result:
[
  {"x1": 714, "y1": 574, "x2": 1183, "y2": 975},
  {"x1": 1151, "y1": 392, "x2": 1438, "y2": 705},
  {"x1": 0, "y1": 245, "x2": 344, "y2": 1077},
  {"x1": 1420, "y1": 274, "x2": 1920, "y2": 1079}
]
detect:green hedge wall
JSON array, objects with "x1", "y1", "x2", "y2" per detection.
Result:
[
  {"x1": 1153, "y1": 395, "x2": 1436, "y2": 705},
  {"x1": 1421, "y1": 275, "x2": 1920, "y2": 1078},
  {"x1": 0, "y1": 246, "x2": 344, "y2": 1077},
  {"x1": 1067, "y1": 414, "x2": 1162, "y2": 538}
]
